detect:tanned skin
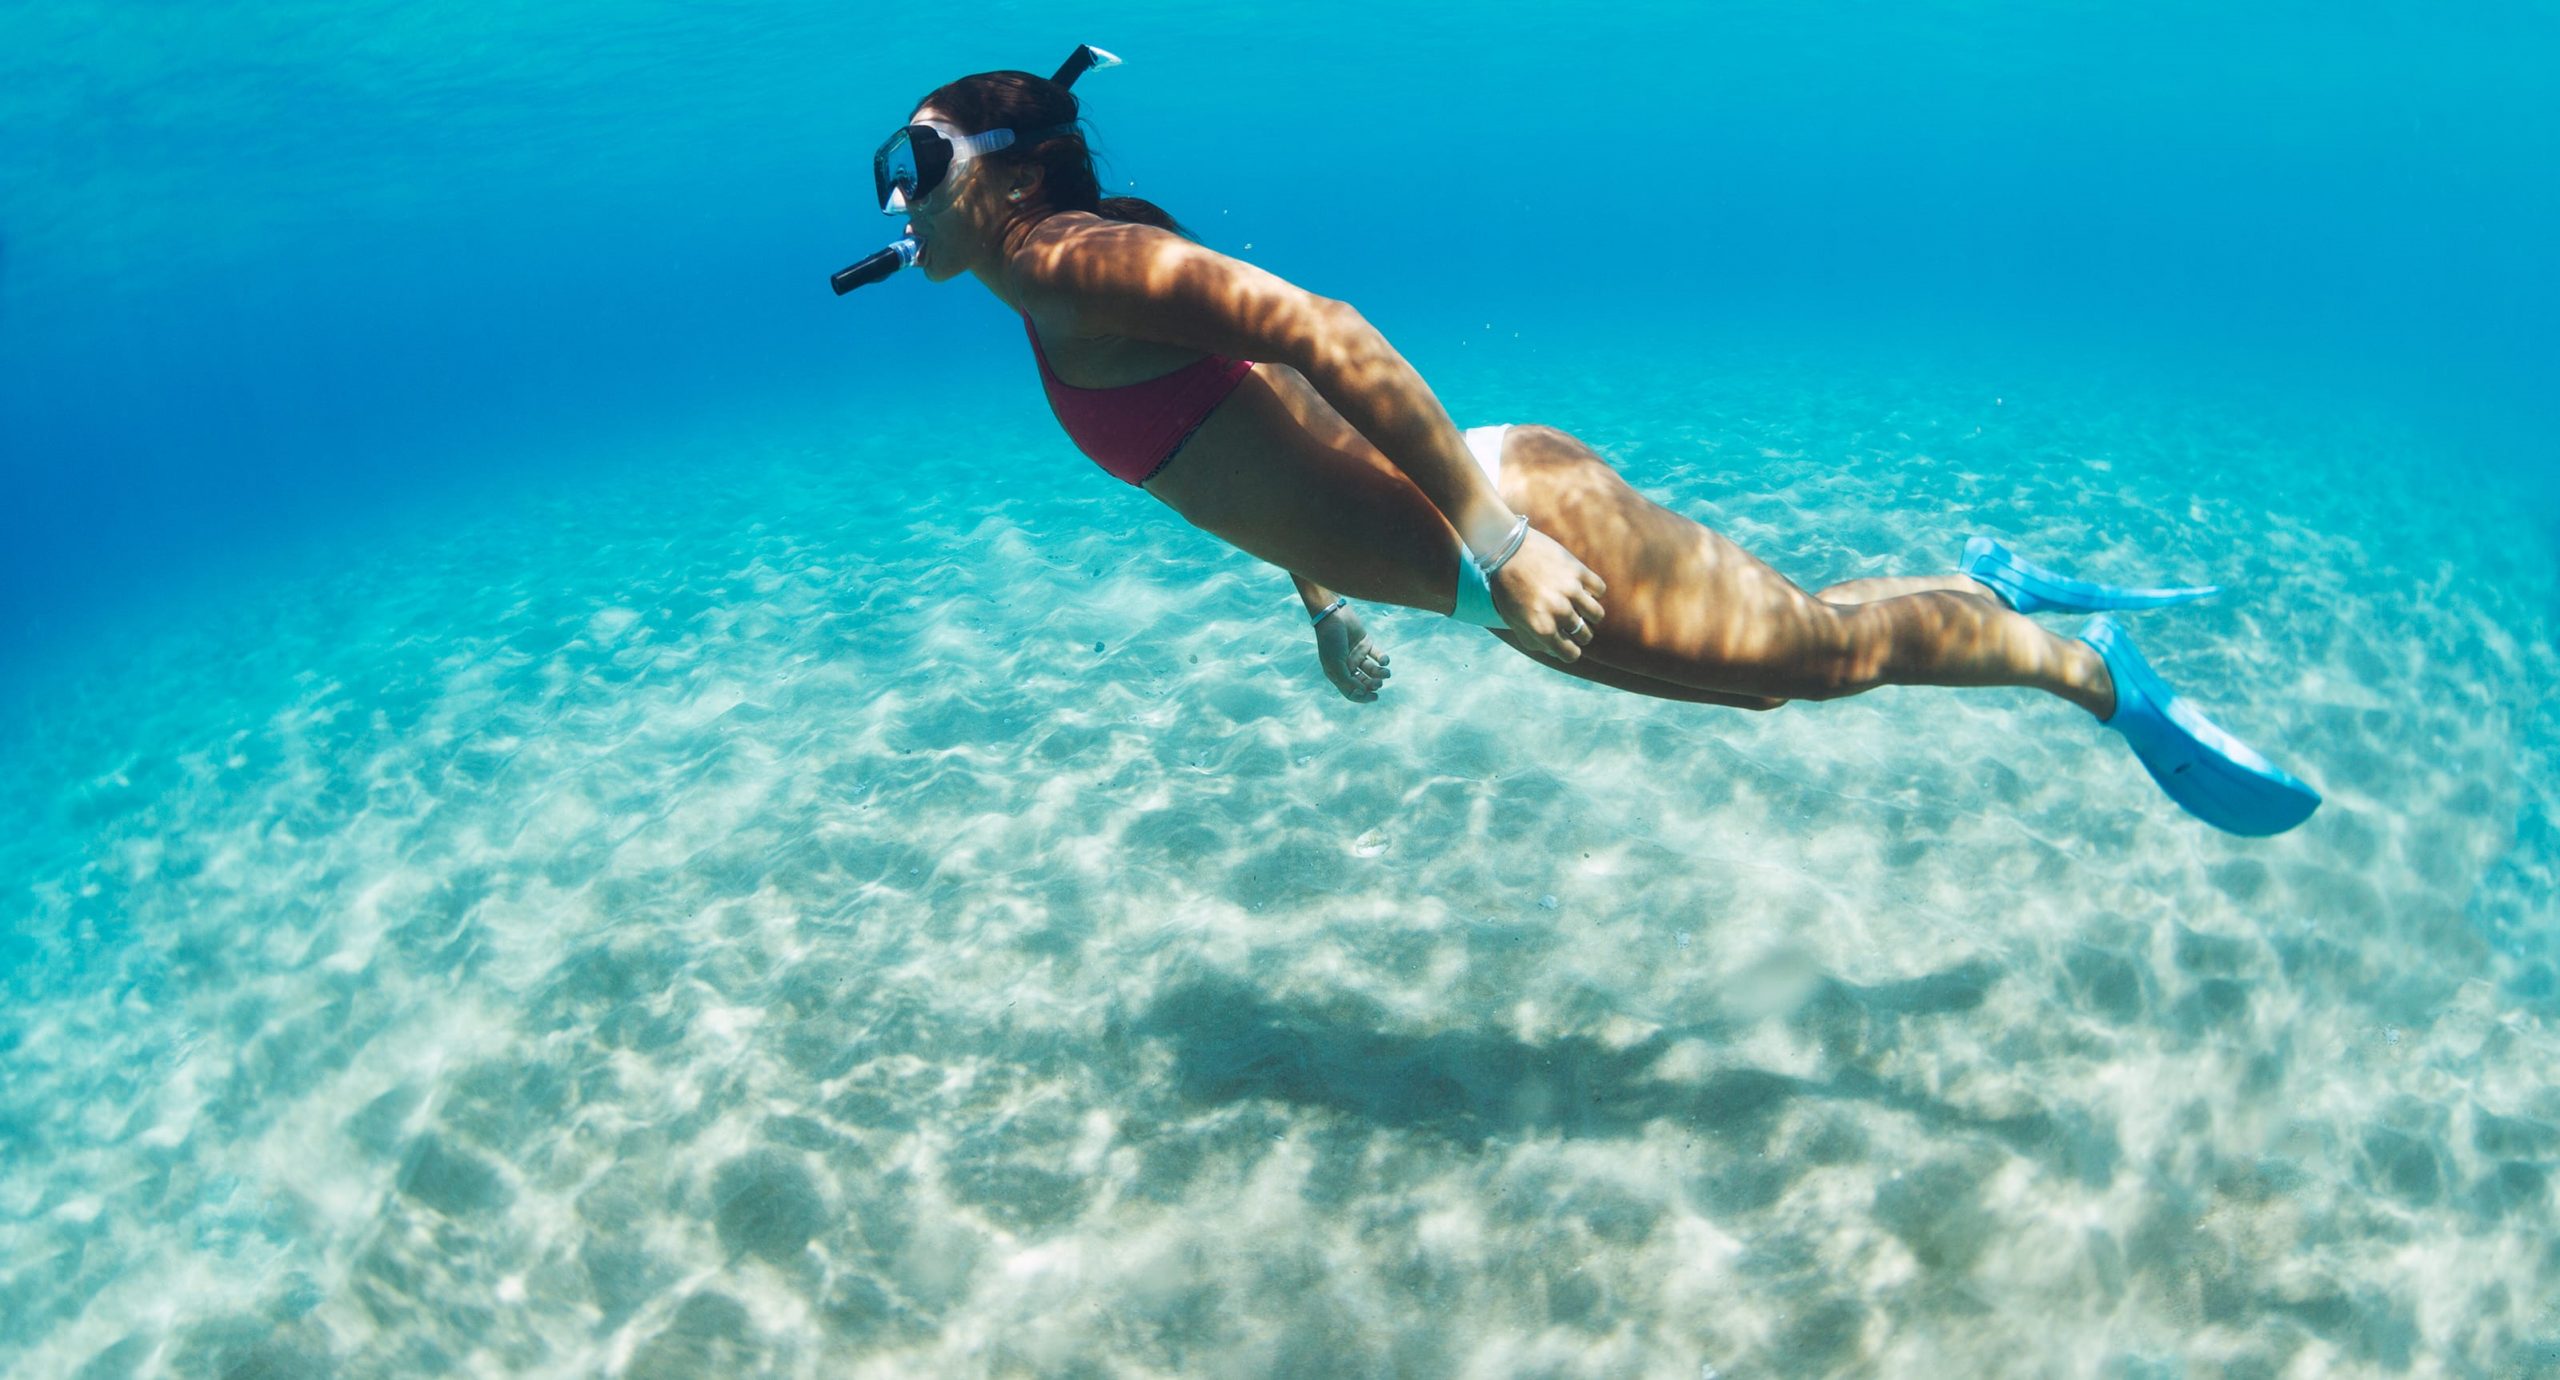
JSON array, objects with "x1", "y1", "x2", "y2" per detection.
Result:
[{"x1": 896, "y1": 108, "x2": 2116, "y2": 718}]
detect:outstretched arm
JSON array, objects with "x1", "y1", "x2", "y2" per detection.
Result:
[{"x1": 1010, "y1": 221, "x2": 1605, "y2": 661}]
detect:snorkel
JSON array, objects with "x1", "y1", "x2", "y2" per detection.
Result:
[
  {"x1": 828, "y1": 235, "x2": 919, "y2": 295},
  {"x1": 829, "y1": 43, "x2": 1123, "y2": 296}
]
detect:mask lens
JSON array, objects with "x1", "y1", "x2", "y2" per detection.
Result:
[
  {"x1": 872, "y1": 125, "x2": 952, "y2": 215},
  {"x1": 873, "y1": 129, "x2": 917, "y2": 212}
]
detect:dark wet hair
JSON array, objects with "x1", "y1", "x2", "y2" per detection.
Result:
[{"x1": 914, "y1": 70, "x2": 1193, "y2": 239}]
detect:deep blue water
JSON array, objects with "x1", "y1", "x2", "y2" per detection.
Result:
[{"x1": 5, "y1": 2, "x2": 2553, "y2": 664}]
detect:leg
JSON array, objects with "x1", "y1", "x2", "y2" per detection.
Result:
[
  {"x1": 1487, "y1": 629, "x2": 1786, "y2": 710},
  {"x1": 1495, "y1": 426, "x2": 2115, "y2": 716},
  {"x1": 1800, "y1": 591, "x2": 2114, "y2": 714},
  {"x1": 1813, "y1": 574, "x2": 1999, "y2": 606}
]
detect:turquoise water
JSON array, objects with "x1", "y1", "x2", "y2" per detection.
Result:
[{"x1": 5, "y1": 4, "x2": 2557, "y2": 1376}]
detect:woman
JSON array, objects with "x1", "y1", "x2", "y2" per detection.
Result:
[{"x1": 863, "y1": 53, "x2": 2318, "y2": 837}]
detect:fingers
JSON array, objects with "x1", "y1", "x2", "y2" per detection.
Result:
[
  {"x1": 1563, "y1": 553, "x2": 1606, "y2": 650},
  {"x1": 1340, "y1": 644, "x2": 1392, "y2": 700},
  {"x1": 1530, "y1": 607, "x2": 1582, "y2": 661},
  {"x1": 1572, "y1": 586, "x2": 1607, "y2": 627},
  {"x1": 1525, "y1": 533, "x2": 1607, "y2": 660},
  {"x1": 1543, "y1": 596, "x2": 1603, "y2": 661}
]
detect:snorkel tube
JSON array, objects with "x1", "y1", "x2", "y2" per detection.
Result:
[
  {"x1": 828, "y1": 44, "x2": 1124, "y2": 296},
  {"x1": 830, "y1": 233, "x2": 919, "y2": 295},
  {"x1": 1049, "y1": 42, "x2": 1120, "y2": 89}
]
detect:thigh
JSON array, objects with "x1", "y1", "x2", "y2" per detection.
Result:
[
  {"x1": 1498, "y1": 426, "x2": 1850, "y2": 699},
  {"x1": 1486, "y1": 628, "x2": 1786, "y2": 709}
]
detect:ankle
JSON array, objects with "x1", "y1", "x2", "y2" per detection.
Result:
[{"x1": 2080, "y1": 658, "x2": 2118, "y2": 721}]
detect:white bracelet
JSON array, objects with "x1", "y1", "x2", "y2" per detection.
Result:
[
  {"x1": 1310, "y1": 596, "x2": 1348, "y2": 627},
  {"x1": 1474, "y1": 516, "x2": 1532, "y2": 579}
]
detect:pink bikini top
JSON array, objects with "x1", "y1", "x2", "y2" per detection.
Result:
[{"x1": 1022, "y1": 315, "x2": 1256, "y2": 486}]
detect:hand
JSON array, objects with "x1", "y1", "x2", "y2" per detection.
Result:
[
  {"x1": 1314, "y1": 605, "x2": 1393, "y2": 702},
  {"x1": 1489, "y1": 527, "x2": 1607, "y2": 662}
]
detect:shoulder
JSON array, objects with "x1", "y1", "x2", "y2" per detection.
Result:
[
  {"x1": 1003, "y1": 213, "x2": 1162, "y2": 330},
  {"x1": 1003, "y1": 212, "x2": 1347, "y2": 368}
]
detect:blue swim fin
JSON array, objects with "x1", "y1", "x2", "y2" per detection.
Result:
[
  {"x1": 2079, "y1": 615, "x2": 2320, "y2": 836},
  {"x1": 1962, "y1": 536, "x2": 2220, "y2": 614}
]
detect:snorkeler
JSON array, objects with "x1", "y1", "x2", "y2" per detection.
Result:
[{"x1": 839, "y1": 45, "x2": 2320, "y2": 837}]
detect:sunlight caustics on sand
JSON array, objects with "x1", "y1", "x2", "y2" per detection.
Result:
[{"x1": 3, "y1": 349, "x2": 2555, "y2": 1377}]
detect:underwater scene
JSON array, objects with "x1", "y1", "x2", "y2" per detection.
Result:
[{"x1": 3, "y1": 3, "x2": 2555, "y2": 1377}]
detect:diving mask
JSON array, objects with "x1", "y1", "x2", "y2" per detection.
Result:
[{"x1": 872, "y1": 120, "x2": 1073, "y2": 216}]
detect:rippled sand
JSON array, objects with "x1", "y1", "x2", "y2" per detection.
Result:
[{"x1": 4, "y1": 348, "x2": 2554, "y2": 1378}]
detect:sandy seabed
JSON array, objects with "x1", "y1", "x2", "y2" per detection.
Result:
[{"x1": 4, "y1": 351, "x2": 2555, "y2": 1378}]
